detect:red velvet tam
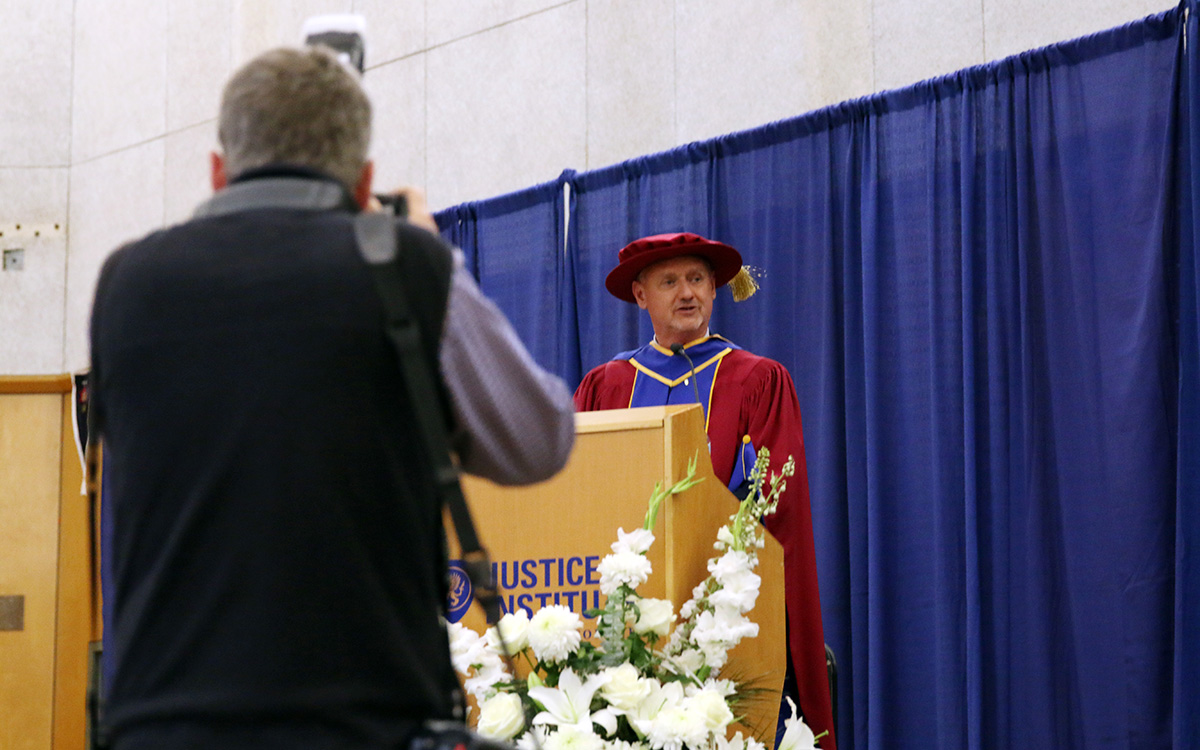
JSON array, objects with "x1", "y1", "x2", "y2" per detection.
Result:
[{"x1": 604, "y1": 232, "x2": 743, "y2": 304}]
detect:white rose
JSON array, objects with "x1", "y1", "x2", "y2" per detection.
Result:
[
  {"x1": 682, "y1": 689, "x2": 733, "y2": 731},
  {"x1": 528, "y1": 605, "x2": 584, "y2": 662},
  {"x1": 630, "y1": 598, "x2": 674, "y2": 637},
  {"x1": 478, "y1": 693, "x2": 526, "y2": 741},
  {"x1": 612, "y1": 527, "x2": 656, "y2": 555},
  {"x1": 597, "y1": 550, "x2": 652, "y2": 595},
  {"x1": 487, "y1": 610, "x2": 532, "y2": 654},
  {"x1": 599, "y1": 663, "x2": 652, "y2": 711}
]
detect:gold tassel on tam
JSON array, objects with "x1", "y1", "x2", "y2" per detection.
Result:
[{"x1": 729, "y1": 265, "x2": 763, "y2": 302}]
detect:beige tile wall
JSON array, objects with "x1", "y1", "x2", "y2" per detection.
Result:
[
  {"x1": 364, "y1": 52, "x2": 428, "y2": 193},
  {"x1": 0, "y1": 0, "x2": 74, "y2": 168},
  {"x1": 676, "y1": 0, "x2": 873, "y2": 145},
  {"x1": 358, "y1": 0, "x2": 427, "y2": 63},
  {"x1": 585, "y1": 0, "x2": 676, "y2": 170},
  {"x1": 0, "y1": 0, "x2": 1175, "y2": 373},
  {"x1": 426, "y1": 1, "x2": 587, "y2": 207},
  {"x1": 0, "y1": 169, "x2": 69, "y2": 374},
  {"x1": 70, "y1": 0, "x2": 168, "y2": 164},
  {"x1": 64, "y1": 142, "x2": 166, "y2": 370},
  {"x1": 0, "y1": 0, "x2": 73, "y2": 373},
  {"x1": 167, "y1": 0, "x2": 236, "y2": 134},
  {"x1": 163, "y1": 123, "x2": 219, "y2": 227},
  {"x1": 874, "y1": 0, "x2": 983, "y2": 92},
  {"x1": 984, "y1": 0, "x2": 1166, "y2": 61}
]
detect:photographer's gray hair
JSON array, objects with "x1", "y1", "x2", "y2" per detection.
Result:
[{"x1": 217, "y1": 46, "x2": 371, "y2": 192}]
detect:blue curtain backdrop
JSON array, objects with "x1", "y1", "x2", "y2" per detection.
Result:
[
  {"x1": 436, "y1": 174, "x2": 578, "y2": 381},
  {"x1": 435, "y1": 4, "x2": 1199, "y2": 748}
]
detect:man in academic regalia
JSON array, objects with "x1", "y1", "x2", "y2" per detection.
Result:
[{"x1": 574, "y1": 232, "x2": 835, "y2": 749}]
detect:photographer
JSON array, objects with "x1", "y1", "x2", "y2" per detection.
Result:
[{"x1": 88, "y1": 46, "x2": 575, "y2": 750}]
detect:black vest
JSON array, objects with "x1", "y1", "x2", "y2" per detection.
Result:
[{"x1": 90, "y1": 173, "x2": 458, "y2": 749}]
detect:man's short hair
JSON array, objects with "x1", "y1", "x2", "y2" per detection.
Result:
[{"x1": 217, "y1": 46, "x2": 371, "y2": 192}]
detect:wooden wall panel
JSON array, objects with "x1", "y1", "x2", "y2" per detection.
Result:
[{"x1": 0, "y1": 393, "x2": 62, "y2": 750}]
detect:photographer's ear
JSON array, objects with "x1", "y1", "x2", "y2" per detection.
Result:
[
  {"x1": 353, "y1": 160, "x2": 374, "y2": 210},
  {"x1": 211, "y1": 152, "x2": 229, "y2": 192}
]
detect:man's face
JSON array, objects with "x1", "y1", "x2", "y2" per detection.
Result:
[{"x1": 631, "y1": 255, "x2": 716, "y2": 347}]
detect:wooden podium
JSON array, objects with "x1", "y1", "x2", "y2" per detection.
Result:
[{"x1": 453, "y1": 404, "x2": 785, "y2": 741}]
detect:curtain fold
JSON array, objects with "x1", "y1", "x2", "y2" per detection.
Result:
[{"x1": 1174, "y1": 3, "x2": 1200, "y2": 747}]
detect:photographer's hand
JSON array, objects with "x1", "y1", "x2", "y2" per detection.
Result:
[{"x1": 375, "y1": 186, "x2": 440, "y2": 235}]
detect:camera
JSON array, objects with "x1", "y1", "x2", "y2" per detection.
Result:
[
  {"x1": 301, "y1": 14, "x2": 366, "y2": 74},
  {"x1": 302, "y1": 14, "x2": 409, "y2": 218}
]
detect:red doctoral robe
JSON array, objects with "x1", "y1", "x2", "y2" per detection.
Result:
[{"x1": 574, "y1": 337, "x2": 835, "y2": 748}]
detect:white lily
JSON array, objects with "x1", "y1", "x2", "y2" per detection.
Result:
[
  {"x1": 625, "y1": 680, "x2": 685, "y2": 739},
  {"x1": 777, "y1": 697, "x2": 820, "y2": 750},
  {"x1": 715, "y1": 731, "x2": 766, "y2": 750},
  {"x1": 529, "y1": 668, "x2": 616, "y2": 734}
]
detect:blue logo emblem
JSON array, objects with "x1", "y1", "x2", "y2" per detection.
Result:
[{"x1": 447, "y1": 560, "x2": 473, "y2": 623}]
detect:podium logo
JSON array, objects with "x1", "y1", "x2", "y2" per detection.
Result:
[
  {"x1": 445, "y1": 555, "x2": 606, "y2": 626},
  {"x1": 447, "y1": 560, "x2": 473, "y2": 623}
]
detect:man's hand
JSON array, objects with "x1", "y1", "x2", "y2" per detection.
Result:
[{"x1": 373, "y1": 186, "x2": 440, "y2": 235}]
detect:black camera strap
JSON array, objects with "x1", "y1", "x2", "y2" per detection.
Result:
[
  {"x1": 353, "y1": 213, "x2": 502, "y2": 626},
  {"x1": 357, "y1": 215, "x2": 542, "y2": 750}
]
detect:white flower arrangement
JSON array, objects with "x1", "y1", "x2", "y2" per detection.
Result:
[{"x1": 448, "y1": 449, "x2": 826, "y2": 750}]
